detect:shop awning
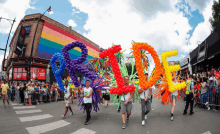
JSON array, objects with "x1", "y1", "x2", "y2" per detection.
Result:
[
  {"x1": 207, "y1": 25, "x2": 220, "y2": 60},
  {"x1": 180, "y1": 65, "x2": 188, "y2": 70},
  {"x1": 197, "y1": 41, "x2": 206, "y2": 64},
  {"x1": 190, "y1": 46, "x2": 199, "y2": 66}
]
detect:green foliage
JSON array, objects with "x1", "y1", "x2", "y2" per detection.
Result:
[{"x1": 209, "y1": 0, "x2": 220, "y2": 32}]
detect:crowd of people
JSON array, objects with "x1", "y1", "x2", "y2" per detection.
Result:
[
  {"x1": 0, "y1": 80, "x2": 79, "y2": 106},
  {"x1": 180, "y1": 68, "x2": 220, "y2": 111}
]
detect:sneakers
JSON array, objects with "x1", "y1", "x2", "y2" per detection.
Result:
[
  {"x1": 85, "y1": 121, "x2": 89, "y2": 125},
  {"x1": 61, "y1": 115, "x2": 65, "y2": 119},
  {"x1": 171, "y1": 116, "x2": 173, "y2": 121},
  {"x1": 122, "y1": 124, "x2": 126, "y2": 129},
  {"x1": 69, "y1": 112, "x2": 74, "y2": 115},
  {"x1": 189, "y1": 112, "x2": 194, "y2": 115},
  {"x1": 145, "y1": 115, "x2": 147, "y2": 120},
  {"x1": 142, "y1": 120, "x2": 145, "y2": 126},
  {"x1": 205, "y1": 102, "x2": 209, "y2": 106}
]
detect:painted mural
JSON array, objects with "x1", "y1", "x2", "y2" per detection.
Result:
[{"x1": 36, "y1": 21, "x2": 100, "y2": 61}]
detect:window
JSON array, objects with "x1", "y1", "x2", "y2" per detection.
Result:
[{"x1": 24, "y1": 26, "x2": 31, "y2": 36}]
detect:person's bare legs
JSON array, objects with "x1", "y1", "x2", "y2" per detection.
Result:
[
  {"x1": 3, "y1": 98, "x2": 5, "y2": 107},
  {"x1": 64, "y1": 107, "x2": 68, "y2": 116},
  {"x1": 127, "y1": 113, "x2": 131, "y2": 119},
  {"x1": 40, "y1": 96, "x2": 42, "y2": 104},
  {"x1": 6, "y1": 98, "x2": 10, "y2": 105},
  {"x1": 171, "y1": 99, "x2": 176, "y2": 114},
  {"x1": 69, "y1": 107, "x2": 73, "y2": 113},
  {"x1": 121, "y1": 113, "x2": 126, "y2": 124}
]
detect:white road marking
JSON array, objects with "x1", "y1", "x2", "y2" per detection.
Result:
[
  {"x1": 71, "y1": 128, "x2": 96, "y2": 134},
  {"x1": 15, "y1": 109, "x2": 42, "y2": 114},
  {"x1": 13, "y1": 106, "x2": 36, "y2": 109},
  {"x1": 19, "y1": 114, "x2": 53, "y2": 122},
  {"x1": 11, "y1": 102, "x2": 22, "y2": 105},
  {"x1": 201, "y1": 131, "x2": 212, "y2": 134},
  {"x1": 26, "y1": 120, "x2": 71, "y2": 134}
]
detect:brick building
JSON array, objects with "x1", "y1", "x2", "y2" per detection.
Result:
[{"x1": 5, "y1": 13, "x2": 101, "y2": 83}]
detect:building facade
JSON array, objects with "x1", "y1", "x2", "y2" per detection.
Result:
[
  {"x1": 4, "y1": 13, "x2": 101, "y2": 83},
  {"x1": 179, "y1": 54, "x2": 191, "y2": 77}
]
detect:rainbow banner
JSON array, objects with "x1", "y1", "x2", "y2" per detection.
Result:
[{"x1": 36, "y1": 21, "x2": 100, "y2": 61}]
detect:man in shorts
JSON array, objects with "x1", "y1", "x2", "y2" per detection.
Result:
[
  {"x1": 61, "y1": 83, "x2": 74, "y2": 119},
  {"x1": 1, "y1": 81, "x2": 10, "y2": 108},
  {"x1": 121, "y1": 76, "x2": 134, "y2": 129}
]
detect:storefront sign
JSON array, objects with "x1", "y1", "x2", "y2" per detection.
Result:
[
  {"x1": 38, "y1": 68, "x2": 46, "y2": 80},
  {"x1": 197, "y1": 42, "x2": 206, "y2": 63},
  {"x1": 9, "y1": 68, "x2": 12, "y2": 80}
]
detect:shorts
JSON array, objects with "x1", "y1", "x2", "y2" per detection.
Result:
[
  {"x1": 121, "y1": 101, "x2": 132, "y2": 114},
  {"x1": 2, "y1": 94, "x2": 8, "y2": 100},
  {"x1": 104, "y1": 94, "x2": 110, "y2": 101},
  {"x1": 171, "y1": 95, "x2": 177, "y2": 101},
  {"x1": 65, "y1": 98, "x2": 71, "y2": 107}
]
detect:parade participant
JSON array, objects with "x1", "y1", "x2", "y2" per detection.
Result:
[
  {"x1": 170, "y1": 76, "x2": 178, "y2": 121},
  {"x1": 39, "y1": 84, "x2": 44, "y2": 104},
  {"x1": 61, "y1": 83, "x2": 74, "y2": 119},
  {"x1": 138, "y1": 73, "x2": 152, "y2": 125},
  {"x1": 1, "y1": 81, "x2": 10, "y2": 108},
  {"x1": 28, "y1": 83, "x2": 33, "y2": 105},
  {"x1": 183, "y1": 75, "x2": 195, "y2": 115},
  {"x1": 121, "y1": 76, "x2": 134, "y2": 129},
  {"x1": 24, "y1": 83, "x2": 28, "y2": 105},
  {"x1": 80, "y1": 80, "x2": 93, "y2": 125},
  {"x1": 51, "y1": 83, "x2": 56, "y2": 102}
]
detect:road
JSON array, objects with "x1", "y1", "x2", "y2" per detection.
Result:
[{"x1": 0, "y1": 95, "x2": 220, "y2": 134}]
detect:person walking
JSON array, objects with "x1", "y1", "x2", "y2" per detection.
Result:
[
  {"x1": 61, "y1": 83, "x2": 74, "y2": 119},
  {"x1": 121, "y1": 76, "x2": 134, "y2": 129},
  {"x1": 138, "y1": 73, "x2": 152, "y2": 125},
  {"x1": 170, "y1": 76, "x2": 178, "y2": 121},
  {"x1": 183, "y1": 75, "x2": 195, "y2": 115},
  {"x1": 80, "y1": 80, "x2": 93, "y2": 125},
  {"x1": 1, "y1": 81, "x2": 10, "y2": 108}
]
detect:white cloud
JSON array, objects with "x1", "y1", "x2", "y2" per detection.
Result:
[
  {"x1": 48, "y1": 11, "x2": 54, "y2": 15},
  {"x1": 68, "y1": 19, "x2": 77, "y2": 27},
  {"x1": 185, "y1": 0, "x2": 211, "y2": 14},
  {"x1": 181, "y1": 54, "x2": 186, "y2": 58},
  {"x1": 182, "y1": 0, "x2": 213, "y2": 53},
  {"x1": 0, "y1": 0, "x2": 34, "y2": 34}
]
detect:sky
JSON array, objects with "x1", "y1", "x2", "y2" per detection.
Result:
[{"x1": 0, "y1": 0, "x2": 215, "y2": 74}]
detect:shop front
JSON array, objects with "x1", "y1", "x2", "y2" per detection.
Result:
[{"x1": 180, "y1": 54, "x2": 191, "y2": 77}]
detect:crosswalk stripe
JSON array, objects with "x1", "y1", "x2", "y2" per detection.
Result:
[
  {"x1": 26, "y1": 120, "x2": 71, "y2": 134},
  {"x1": 19, "y1": 114, "x2": 53, "y2": 122},
  {"x1": 71, "y1": 128, "x2": 96, "y2": 134},
  {"x1": 13, "y1": 106, "x2": 36, "y2": 109},
  {"x1": 11, "y1": 103, "x2": 22, "y2": 106},
  {"x1": 15, "y1": 109, "x2": 42, "y2": 114},
  {"x1": 201, "y1": 131, "x2": 212, "y2": 134}
]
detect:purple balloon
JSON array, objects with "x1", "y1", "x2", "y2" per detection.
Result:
[{"x1": 62, "y1": 41, "x2": 97, "y2": 87}]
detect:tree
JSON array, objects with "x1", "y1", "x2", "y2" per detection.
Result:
[{"x1": 209, "y1": 0, "x2": 220, "y2": 32}]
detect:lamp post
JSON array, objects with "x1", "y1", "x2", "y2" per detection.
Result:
[
  {"x1": 0, "y1": 17, "x2": 16, "y2": 72},
  {"x1": 28, "y1": 6, "x2": 51, "y2": 81}
]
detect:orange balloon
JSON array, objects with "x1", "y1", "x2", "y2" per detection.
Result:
[{"x1": 132, "y1": 42, "x2": 161, "y2": 89}]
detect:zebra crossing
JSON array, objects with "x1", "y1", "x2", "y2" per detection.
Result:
[{"x1": 10, "y1": 102, "x2": 97, "y2": 134}]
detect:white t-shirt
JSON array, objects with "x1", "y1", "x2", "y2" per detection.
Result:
[
  {"x1": 64, "y1": 86, "x2": 70, "y2": 98},
  {"x1": 171, "y1": 82, "x2": 178, "y2": 96},
  {"x1": 139, "y1": 86, "x2": 150, "y2": 99},
  {"x1": 121, "y1": 93, "x2": 132, "y2": 102},
  {"x1": 83, "y1": 87, "x2": 93, "y2": 103}
]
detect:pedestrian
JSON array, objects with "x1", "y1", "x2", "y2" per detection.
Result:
[
  {"x1": 1, "y1": 80, "x2": 10, "y2": 108},
  {"x1": 20, "y1": 82, "x2": 25, "y2": 105},
  {"x1": 170, "y1": 76, "x2": 178, "y2": 121},
  {"x1": 80, "y1": 80, "x2": 93, "y2": 125},
  {"x1": 183, "y1": 75, "x2": 195, "y2": 115},
  {"x1": 120, "y1": 76, "x2": 134, "y2": 129},
  {"x1": 61, "y1": 83, "x2": 74, "y2": 119},
  {"x1": 138, "y1": 73, "x2": 152, "y2": 125},
  {"x1": 24, "y1": 83, "x2": 28, "y2": 105}
]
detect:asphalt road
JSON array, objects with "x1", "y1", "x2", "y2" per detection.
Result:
[{"x1": 0, "y1": 94, "x2": 220, "y2": 134}]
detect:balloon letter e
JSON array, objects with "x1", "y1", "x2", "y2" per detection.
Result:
[
  {"x1": 99, "y1": 45, "x2": 135, "y2": 95},
  {"x1": 50, "y1": 53, "x2": 66, "y2": 91},
  {"x1": 160, "y1": 50, "x2": 186, "y2": 92}
]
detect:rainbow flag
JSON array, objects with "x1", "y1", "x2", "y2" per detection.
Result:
[{"x1": 36, "y1": 21, "x2": 100, "y2": 61}]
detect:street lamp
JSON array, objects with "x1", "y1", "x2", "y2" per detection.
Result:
[
  {"x1": 28, "y1": 6, "x2": 51, "y2": 81},
  {"x1": 0, "y1": 17, "x2": 16, "y2": 71}
]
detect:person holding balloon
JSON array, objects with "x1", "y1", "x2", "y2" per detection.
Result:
[
  {"x1": 138, "y1": 73, "x2": 152, "y2": 126},
  {"x1": 170, "y1": 76, "x2": 178, "y2": 121},
  {"x1": 121, "y1": 76, "x2": 134, "y2": 129}
]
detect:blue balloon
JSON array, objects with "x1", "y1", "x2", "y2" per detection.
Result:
[{"x1": 50, "y1": 53, "x2": 66, "y2": 91}]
